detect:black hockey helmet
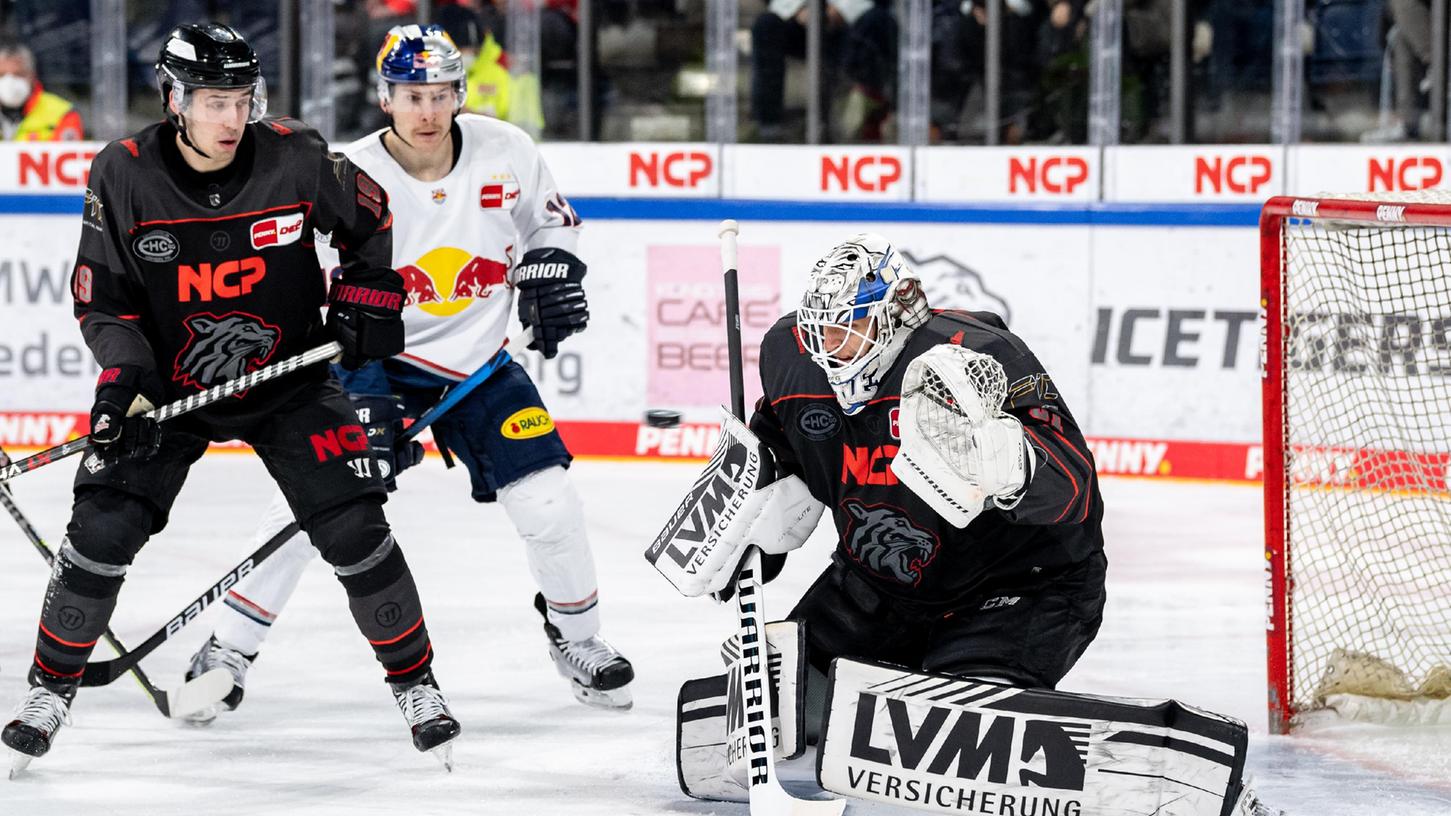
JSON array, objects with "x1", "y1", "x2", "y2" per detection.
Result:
[{"x1": 155, "y1": 23, "x2": 267, "y2": 135}]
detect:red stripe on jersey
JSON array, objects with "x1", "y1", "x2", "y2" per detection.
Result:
[
  {"x1": 264, "y1": 120, "x2": 294, "y2": 136},
  {"x1": 1024, "y1": 426, "x2": 1080, "y2": 524},
  {"x1": 1047, "y1": 425, "x2": 1096, "y2": 523},
  {"x1": 134, "y1": 202, "x2": 309, "y2": 228},
  {"x1": 949, "y1": 330, "x2": 965, "y2": 345},
  {"x1": 770, "y1": 393, "x2": 836, "y2": 406},
  {"x1": 790, "y1": 325, "x2": 806, "y2": 354},
  {"x1": 120, "y1": 139, "x2": 139, "y2": 158}
]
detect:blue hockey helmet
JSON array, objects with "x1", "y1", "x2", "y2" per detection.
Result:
[{"x1": 375, "y1": 24, "x2": 466, "y2": 108}]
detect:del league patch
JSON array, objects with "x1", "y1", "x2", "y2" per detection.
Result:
[
  {"x1": 251, "y1": 212, "x2": 306, "y2": 249},
  {"x1": 480, "y1": 179, "x2": 521, "y2": 210}
]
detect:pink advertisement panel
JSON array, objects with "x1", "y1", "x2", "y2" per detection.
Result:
[{"x1": 647, "y1": 245, "x2": 782, "y2": 412}]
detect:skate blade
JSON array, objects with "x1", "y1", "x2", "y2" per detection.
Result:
[
  {"x1": 9, "y1": 752, "x2": 32, "y2": 780},
  {"x1": 169, "y1": 668, "x2": 234, "y2": 720},
  {"x1": 183, "y1": 704, "x2": 220, "y2": 727},
  {"x1": 573, "y1": 682, "x2": 633, "y2": 711},
  {"x1": 430, "y1": 741, "x2": 454, "y2": 772}
]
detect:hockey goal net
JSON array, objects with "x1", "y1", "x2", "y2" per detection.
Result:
[{"x1": 1260, "y1": 194, "x2": 1451, "y2": 733}]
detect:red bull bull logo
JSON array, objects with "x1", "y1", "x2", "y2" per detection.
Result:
[{"x1": 399, "y1": 246, "x2": 509, "y2": 316}]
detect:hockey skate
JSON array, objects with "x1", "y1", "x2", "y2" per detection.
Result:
[
  {"x1": 184, "y1": 635, "x2": 255, "y2": 725},
  {"x1": 391, "y1": 673, "x2": 461, "y2": 771},
  {"x1": 2, "y1": 684, "x2": 73, "y2": 778},
  {"x1": 533, "y1": 593, "x2": 634, "y2": 710}
]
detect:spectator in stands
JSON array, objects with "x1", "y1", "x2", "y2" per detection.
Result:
[
  {"x1": 1379, "y1": 0, "x2": 1431, "y2": 141},
  {"x1": 837, "y1": 0, "x2": 898, "y2": 142},
  {"x1": 0, "y1": 37, "x2": 83, "y2": 140},
  {"x1": 749, "y1": 0, "x2": 898, "y2": 143},
  {"x1": 1031, "y1": 0, "x2": 1090, "y2": 143},
  {"x1": 749, "y1": 0, "x2": 844, "y2": 142},
  {"x1": 928, "y1": 0, "x2": 1043, "y2": 144}
]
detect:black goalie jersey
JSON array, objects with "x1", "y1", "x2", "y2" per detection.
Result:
[
  {"x1": 750, "y1": 309, "x2": 1104, "y2": 609},
  {"x1": 71, "y1": 118, "x2": 396, "y2": 431}
]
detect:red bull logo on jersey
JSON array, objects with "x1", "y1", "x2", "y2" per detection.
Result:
[{"x1": 397, "y1": 246, "x2": 510, "y2": 317}]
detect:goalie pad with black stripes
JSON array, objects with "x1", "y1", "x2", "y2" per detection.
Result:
[
  {"x1": 676, "y1": 620, "x2": 807, "y2": 801},
  {"x1": 818, "y1": 657, "x2": 1251, "y2": 816}
]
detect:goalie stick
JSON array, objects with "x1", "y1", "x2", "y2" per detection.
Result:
[
  {"x1": 0, "y1": 466, "x2": 231, "y2": 720},
  {"x1": 75, "y1": 327, "x2": 533, "y2": 686},
  {"x1": 717, "y1": 220, "x2": 845, "y2": 816}
]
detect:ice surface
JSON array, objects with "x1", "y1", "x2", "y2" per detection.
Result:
[{"x1": 1, "y1": 456, "x2": 1448, "y2": 815}]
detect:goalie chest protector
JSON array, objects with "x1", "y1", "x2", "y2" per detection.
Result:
[{"x1": 752, "y1": 310, "x2": 1104, "y2": 607}]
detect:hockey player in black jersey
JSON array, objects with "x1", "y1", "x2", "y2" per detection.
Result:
[
  {"x1": 1, "y1": 23, "x2": 460, "y2": 772},
  {"x1": 659, "y1": 231, "x2": 1105, "y2": 690}
]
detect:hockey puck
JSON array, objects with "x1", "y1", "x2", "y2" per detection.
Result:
[{"x1": 645, "y1": 409, "x2": 683, "y2": 428}]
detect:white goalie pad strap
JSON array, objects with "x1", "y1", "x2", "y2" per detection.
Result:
[
  {"x1": 678, "y1": 621, "x2": 809, "y2": 802},
  {"x1": 645, "y1": 409, "x2": 822, "y2": 596},
  {"x1": 891, "y1": 344, "x2": 1031, "y2": 528},
  {"x1": 819, "y1": 657, "x2": 1250, "y2": 816}
]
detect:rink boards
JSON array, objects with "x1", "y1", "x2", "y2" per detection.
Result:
[{"x1": 3, "y1": 141, "x2": 1451, "y2": 485}]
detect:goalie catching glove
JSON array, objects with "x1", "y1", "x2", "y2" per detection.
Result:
[
  {"x1": 644, "y1": 409, "x2": 825, "y2": 598},
  {"x1": 890, "y1": 344, "x2": 1036, "y2": 528}
]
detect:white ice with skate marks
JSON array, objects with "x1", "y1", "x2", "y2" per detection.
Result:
[{"x1": 0, "y1": 456, "x2": 1449, "y2": 815}]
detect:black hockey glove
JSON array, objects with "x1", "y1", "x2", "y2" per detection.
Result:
[
  {"x1": 90, "y1": 365, "x2": 162, "y2": 463},
  {"x1": 327, "y1": 281, "x2": 406, "y2": 371},
  {"x1": 349, "y1": 393, "x2": 424, "y2": 492},
  {"x1": 515, "y1": 247, "x2": 588, "y2": 359}
]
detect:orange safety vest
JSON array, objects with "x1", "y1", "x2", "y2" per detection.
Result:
[{"x1": 15, "y1": 88, "x2": 84, "y2": 141}]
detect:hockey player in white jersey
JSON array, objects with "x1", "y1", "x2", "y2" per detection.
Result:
[{"x1": 180, "y1": 24, "x2": 633, "y2": 720}]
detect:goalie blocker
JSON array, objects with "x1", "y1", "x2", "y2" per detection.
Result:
[
  {"x1": 680, "y1": 647, "x2": 1259, "y2": 816},
  {"x1": 645, "y1": 409, "x2": 825, "y2": 598}
]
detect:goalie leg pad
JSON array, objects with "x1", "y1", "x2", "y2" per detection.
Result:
[
  {"x1": 819, "y1": 657, "x2": 1250, "y2": 816},
  {"x1": 677, "y1": 621, "x2": 809, "y2": 802}
]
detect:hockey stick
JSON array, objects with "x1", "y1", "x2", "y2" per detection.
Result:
[
  {"x1": 717, "y1": 220, "x2": 845, "y2": 816},
  {"x1": 0, "y1": 341, "x2": 343, "y2": 485},
  {"x1": 0, "y1": 462, "x2": 232, "y2": 719},
  {"x1": 76, "y1": 328, "x2": 533, "y2": 685}
]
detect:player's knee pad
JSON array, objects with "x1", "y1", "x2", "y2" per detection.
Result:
[
  {"x1": 64, "y1": 486, "x2": 154, "y2": 570},
  {"x1": 302, "y1": 497, "x2": 391, "y2": 570},
  {"x1": 498, "y1": 465, "x2": 586, "y2": 556},
  {"x1": 308, "y1": 499, "x2": 432, "y2": 684}
]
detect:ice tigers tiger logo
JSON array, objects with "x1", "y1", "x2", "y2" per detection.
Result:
[
  {"x1": 842, "y1": 500, "x2": 940, "y2": 586},
  {"x1": 174, "y1": 312, "x2": 280, "y2": 391}
]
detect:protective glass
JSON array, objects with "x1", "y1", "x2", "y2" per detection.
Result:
[{"x1": 171, "y1": 78, "x2": 268, "y2": 126}]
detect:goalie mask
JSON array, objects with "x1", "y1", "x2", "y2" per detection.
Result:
[{"x1": 797, "y1": 234, "x2": 929, "y2": 414}]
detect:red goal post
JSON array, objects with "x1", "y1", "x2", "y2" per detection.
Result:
[{"x1": 1260, "y1": 194, "x2": 1451, "y2": 735}]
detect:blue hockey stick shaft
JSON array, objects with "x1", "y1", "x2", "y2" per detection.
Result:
[{"x1": 402, "y1": 326, "x2": 533, "y2": 441}]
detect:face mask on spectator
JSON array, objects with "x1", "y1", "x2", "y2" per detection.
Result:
[{"x1": 0, "y1": 74, "x2": 30, "y2": 108}]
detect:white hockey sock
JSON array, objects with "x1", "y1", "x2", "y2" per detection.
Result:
[
  {"x1": 499, "y1": 465, "x2": 601, "y2": 642},
  {"x1": 212, "y1": 489, "x2": 318, "y2": 655}
]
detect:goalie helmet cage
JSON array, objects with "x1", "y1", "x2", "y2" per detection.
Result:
[{"x1": 1260, "y1": 194, "x2": 1451, "y2": 735}]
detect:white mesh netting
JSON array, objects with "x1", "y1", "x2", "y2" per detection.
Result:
[
  {"x1": 910, "y1": 348, "x2": 1007, "y2": 477},
  {"x1": 1279, "y1": 196, "x2": 1451, "y2": 725}
]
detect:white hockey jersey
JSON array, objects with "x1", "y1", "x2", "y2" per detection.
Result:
[{"x1": 338, "y1": 113, "x2": 582, "y2": 379}]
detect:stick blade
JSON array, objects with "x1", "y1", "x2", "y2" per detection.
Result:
[
  {"x1": 164, "y1": 668, "x2": 234, "y2": 720},
  {"x1": 750, "y1": 779, "x2": 847, "y2": 816}
]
